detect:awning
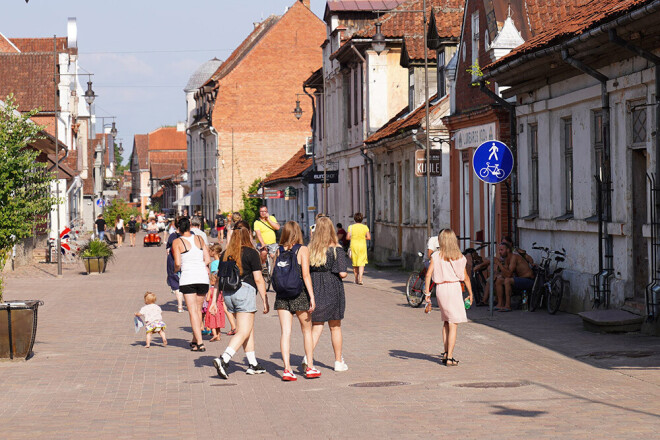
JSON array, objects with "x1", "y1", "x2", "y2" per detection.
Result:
[{"x1": 173, "y1": 189, "x2": 202, "y2": 206}]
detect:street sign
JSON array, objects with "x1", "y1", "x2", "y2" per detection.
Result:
[
  {"x1": 305, "y1": 170, "x2": 339, "y2": 184},
  {"x1": 472, "y1": 140, "x2": 513, "y2": 184},
  {"x1": 95, "y1": 198, "x2": 106, "y2": 207},
  {"x1": 414, "y1": 149, "x2": 442, "y2": 177}
]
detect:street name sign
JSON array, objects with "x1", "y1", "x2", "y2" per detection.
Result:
[
  {"x1": 472, "y1": 140, "x2": 513, "y2": 184},
  {"x1": 414, "y1": 149, "x2": 442, "y2": 177}
]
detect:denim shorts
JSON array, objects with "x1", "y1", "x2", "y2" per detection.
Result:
[
  {"x1": 513, "y1": 277, "x2": 535, "y2": 291},
  {"x1": 223, "y1": 283, "x2": 257, "y2": 313}
]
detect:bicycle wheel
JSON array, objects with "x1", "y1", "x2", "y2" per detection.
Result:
[
  {"x1": 262, "y1": 262, "x2": 272, "y2": 292},
  {"x1": 470, "y1": 274, "x2": 484, "y2": 304},
  {"x1": 546, "y1": 274, "x2": 564, "y2": 314},
  {"x1": 406, "y1": 272, "x2": 425, "y2": 308},
  {"x1": 528, "y1": 276, "x2": 542, "y2": 312}
]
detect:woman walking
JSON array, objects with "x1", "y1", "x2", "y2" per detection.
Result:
[
  {"x1": 346, "y1": 212, "x2": 370, "y2": 285},
  {"x1": 172, "y1": 217, "x2": 211, "y2": 351},
  {"x1": 225, "y1": 212, "x2": 242, "y2": 245},
  {"x1": 115, "y1": 215, "x2": 125, "y2": 247},
  {"x1": 166, "y1": 217, "x2": 184, "y2": 313},
  {"x1": 127, "y1": 215, "x2": 138, "y2": 247},
  {"x1": 423, "y1": 229, "x2": 473, "y2": 367},
  {"x1": 306, "y1": 217, "x2": 349, "y2": 372},
  {"x1": 273, "y1": 221, "x2": 319, "y2": 381},
  {"x1": 212, "y1": 226, "x2": 269, "y2": 379}
]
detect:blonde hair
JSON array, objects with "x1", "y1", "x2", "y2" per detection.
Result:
[
  {"x1": 209, "y1": 243, "x2": 222, "y2": 258},
  {"x1": 309, "y1": 217, "x2": 338, "y2": 267},
  {"x1": 279, "y1": 221, "x2": 304, "y2": 248},
  {"x1": 144, "y1": 291, "x2": 157, "y2": 304},
  {"x1": 231, "y1": 212, "x2": 242, "y2": 224},
  {"x1": 438, "y1": 229, "x2": 463, "y2": 261}
]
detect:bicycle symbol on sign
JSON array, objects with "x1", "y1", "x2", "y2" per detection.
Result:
[{"x1": 479, "y1": 162, "x2": 505, "y2": 179}]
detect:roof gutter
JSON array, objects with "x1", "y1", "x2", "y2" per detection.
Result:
[{"x1": 484, "y1": 0, "x2": 660, "y2": 80}]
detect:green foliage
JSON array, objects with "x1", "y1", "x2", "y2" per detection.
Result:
[
  {"x1": 113, "y1": 143, "x2": 128, "y2": 173},
  {"x1": 147, "y1": 202, "x2": 160, "y2": 214},
  {"x1": 0, "y1": 96, "x2": 58, "y2": 301},
  {"x1": 104, "y1": 198, "x2": 140, "y2": 225},
  {"x1": 240, "y1": 178, "x2": 263, "y2": 228},
  {"x1": 79, "y1": 239, "x2": 115, "y2": 261},
  {"x1": 467, "y1": 60, "x2": 490, "y2": 87}
]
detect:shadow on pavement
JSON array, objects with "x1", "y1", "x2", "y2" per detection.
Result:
[
  {"x1": 389, "y1": 349, "x2": 444, "y2": 365},
  {"x1": 490, "y1": 405, "x2": 547, "y2": 418}
]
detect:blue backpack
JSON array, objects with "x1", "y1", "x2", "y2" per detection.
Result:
[{"x1": 272, "y1": 244, "x2": 304, "y2": 298}]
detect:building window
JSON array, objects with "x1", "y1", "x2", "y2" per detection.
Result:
[
  {"x1": 408, "y1": 69, "x2": 415, "y2": 109},
  {"x1": 529, "y1": 124, "x2": 539, "y2": 215},
  {"x1": 353, "y1": 67, "x2": 360, "y2": 127},
  {"x1": 437, "y1": 50, "x2": 446, "y2": 98},
  {"x1": 471, "y1": 12, "x2": 480, "y2": 81},
  {"x1": 632, "y1": 106, "x2": 647, "y2": 144},
  {"x1": 593, "y1": 111, "x2": 604, "y2": 181},
  {"x1": 562, "y1": 118, "x2": 573, "y2": 214}
]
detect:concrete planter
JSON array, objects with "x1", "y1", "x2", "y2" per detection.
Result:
[
  {"x1": 0, "y1": 300, "x2": 43, "y2": 360},
  {"x1": 82, "y1": 256, "x2": 108, "y2": 274}
]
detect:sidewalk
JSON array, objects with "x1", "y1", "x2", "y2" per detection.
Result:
[{"x1": 1, "y1": 241, "x2": 658, "y2": 439}]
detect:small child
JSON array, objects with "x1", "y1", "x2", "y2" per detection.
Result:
[
  {"x1": 206, "y1": 244, "x2": 235, "y2": 340},
  {"x1": 135, "y1": 292, "x2": 167, "y2": 348}
]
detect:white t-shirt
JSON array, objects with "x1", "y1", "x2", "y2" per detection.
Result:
[
  {"x1": 116, "y1": 218, "x2": 124, "y2": 230},
  {"x1": 192, "y1": 228, "x2": 209, "y2": 245},
  {"x1": 425, "y1": 236, "x2": 440, "y2": 261},
  {"x1": 139, "y1": 304, "x2": 163, "y2": 325}
]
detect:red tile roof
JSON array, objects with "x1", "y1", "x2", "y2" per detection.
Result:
[
  {"x1": 326, "y1": 0, "x2": 407, "y2": 12},
  {"x1": 150, "y1": 163, "x2": 185, "y2": 180},
  {"x1": 263, "y1": 147, "x2": 312, "y2": 185},
  {"x1": 365, "y1": 94, "x2": 446, "y2": 144},
  {"x1": 147, "y1": 126, "x2": 187, "y2": 151},
  {"x1": 0, "y1": 53, "x2": 56, "y2": 112},
  {"x1": 152, "y1": 187, "x2": 164, "y2": 198},
  {"x1": 489, "y1": 0, "x2": 653, "y2": 70},
  {"x1": 132, "y1": 134, "x2": 149, "y2": 169},
  {"x1": 0, "y1": 33, "x2": 19, "y2": 53},
  {"x1": 10, "y1": 37, "x2": 70, "y2": 53}
]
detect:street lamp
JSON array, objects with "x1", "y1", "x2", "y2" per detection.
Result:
[
  {"x1": 84, "y1": 80, "x2": 96, "y2": 106},
  {"x1": 371, "y1": 0, "x2": 434, "y2": 238},
  {"x1": 292, "y1": 94, "x2": 305, "y2": 120}
]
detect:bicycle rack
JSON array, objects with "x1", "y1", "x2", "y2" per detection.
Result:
[{"x1": 645, "y1": 173, "x2": 660, "y2": 321}]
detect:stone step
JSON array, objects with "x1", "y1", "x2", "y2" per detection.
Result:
[
  {"x1": 387, "y1": 256, "x2": 402, "y2": 263},
  {"x1": 578, "y1": 309, "x2": 644, "y2": 333},
  {"x1": 374, "y1": 261, "x2": 402, "y2": 270},
  {"x1": 32, "y1": 248, "x2": 48, "y2": 263}
]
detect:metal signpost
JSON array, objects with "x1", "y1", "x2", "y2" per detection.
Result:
[{"x1": 473, "y1": 140, "x2": 514, "y2": 316}]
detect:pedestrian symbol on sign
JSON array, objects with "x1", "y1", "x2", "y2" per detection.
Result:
[{"x1": 488, "y1": 143, "x2": 499, "y2": 161}]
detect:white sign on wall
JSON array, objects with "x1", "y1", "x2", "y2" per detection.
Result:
[{"x1": 455, "y1": 122, "x2": 497, "y2": 150}]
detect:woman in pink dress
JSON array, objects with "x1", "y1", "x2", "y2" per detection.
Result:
[{"x1": 423, "y1": 229, "x2": 473, "y2": 366}]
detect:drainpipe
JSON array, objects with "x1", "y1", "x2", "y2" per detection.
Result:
[
  {"x1": 209, "y1": 126, "x2": 219, "y2": 215},
  {"x1": 360, "y1": 148, "x2": 375, "y2": 250},
  {"x1": 185, "y1": 128, "x2": 192, "y2": 216},
  {"x1": 609, "y1": 29, "x2": 660, "y2": 219},
  {"x1": 561, "y1": 49, "x2": 612, "y2": 301},
  {"x1": 478, "y1": 81, "x2": 518, "y2": 246},
  {"x1": 412, "y1": 131, "x2": 429, "y2": 234}
]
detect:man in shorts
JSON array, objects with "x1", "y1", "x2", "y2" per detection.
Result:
[
  {"x1": 215, "y1": 209, "x2": 226, "y2": 243},
  {"x1": 253, "y1": 206, "x2": 280, "y2": 267},
  {"x1": 95, "y1": 214, "x2": 106, "y2": 241},
  {"x1": 494, "y1": 242, "x2": 535, "y2": 311}
]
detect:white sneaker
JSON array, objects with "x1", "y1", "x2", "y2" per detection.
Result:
[
  {"x1": 301, "y1": 355, "x2": 308, "y2": 371},
  {"x1": 334, "y1": 359, "x2": 348, "y2": 372}
]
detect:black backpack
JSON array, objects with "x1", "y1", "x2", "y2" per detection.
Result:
[
  {"x1": 217, "y1": 257, "x2": 242, "y2": 292},
  {"x1": 272, "y1": 244, "x2": 304, "y2": 299}
]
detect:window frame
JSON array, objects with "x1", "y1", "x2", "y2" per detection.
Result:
[{"x1": 528, "y1": 123, "x2": 539, "y2": 216}]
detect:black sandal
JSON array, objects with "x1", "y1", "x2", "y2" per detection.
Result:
[
  {"x1": 440, "y1": 352, "x2": 448, "y2": 365},
  {"x1": 192, "y1": 344, "x2": 206, "y2": 352},
  {"x1": 446, "y1": 358, "x2": 459, "y2": 367},
  {"x1": 189, "y1": 341, "x2": 197, "y2": 349}
]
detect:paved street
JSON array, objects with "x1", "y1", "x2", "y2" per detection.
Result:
[{"x1": 2, "y1": 239, "x2": 660, "y2": 439}]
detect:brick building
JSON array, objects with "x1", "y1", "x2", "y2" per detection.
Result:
[
  {"x1": 193, "y1": 0, "x2": 325, "y2": 216},
  {"x1": 443, "y1": 0, "x2": 582, "y2": 249}
]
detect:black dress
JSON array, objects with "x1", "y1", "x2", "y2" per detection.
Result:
[{"x1": 311, "y1": 247, "x2": 348, "y2": 322}]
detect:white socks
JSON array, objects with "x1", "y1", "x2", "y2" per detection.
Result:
[
  {"x1": 222, "y1": 347, "x2": 236, "y2": 363},
  {"x1": 246, "y1": 351, "x2": 257, "y2": 366}
]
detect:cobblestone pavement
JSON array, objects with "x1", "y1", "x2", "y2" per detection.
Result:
[{"x1": 1, "y1": 239, "x2": 659, "y2": 439}]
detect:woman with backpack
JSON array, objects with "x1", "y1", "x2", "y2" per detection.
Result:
[
  {"x1": 211, "y1": 225, "x2": 269, "y2": 379},
  {"x1": 172, "y1": 217, "x2": 211, "y2": 352},
  {"x1": 305, "y1": 217, "x2": 349, "y2": 372},
  {"x1": 272, "y1": 221, "x2": 319, "y2": 381}
]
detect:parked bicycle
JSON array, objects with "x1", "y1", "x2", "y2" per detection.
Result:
[
  {"x1": 528, "y1": 243, "x2": 566, "y2": 314},
  {"x1": 405, "y1": 243, "x2": 488, "y2": 307},
  {"x1": 261, "y1": 253, "x2": 273, "y2": 292}
]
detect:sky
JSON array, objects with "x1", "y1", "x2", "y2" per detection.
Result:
[{"x1": 0, "y1": 0, "x2": 327, "y2": 163}]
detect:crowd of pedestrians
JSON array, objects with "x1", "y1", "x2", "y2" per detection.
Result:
[{"x1": 130, "y1": 207, "x2": 475, "y2": 379}]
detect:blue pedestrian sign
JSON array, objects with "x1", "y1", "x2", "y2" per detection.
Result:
[
  {"x1": 472, "y1": 140, "x2": 514, "y2": 184},
  {"x1": 96, "y1": 198, "x2": 106, "y2": 208}
]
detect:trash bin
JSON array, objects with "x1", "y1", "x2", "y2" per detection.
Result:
[{"x1": 0, "y1": 300, "x2": 43, "y2": 360}]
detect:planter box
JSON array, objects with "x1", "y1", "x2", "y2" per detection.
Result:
[
  {"x1": 0, "y1": 300, "x2": 43, "y2": 360},
  {"x1": 82, "y1": 256, "x2": 108, "y2": 274}
]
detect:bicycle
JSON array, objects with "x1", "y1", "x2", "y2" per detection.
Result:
[
  {"x1": 259, "y1": 246, "x2": 275, "y2": 292},
  {"x1": 462, "y1": 242, "x2": 489, "y2": 305},
  {"x1": 528, "y1": 243, "x2": 566, "y2": 314},
  {"x1": 479, "y1": 162, "x2": 505, "y2": 179}
]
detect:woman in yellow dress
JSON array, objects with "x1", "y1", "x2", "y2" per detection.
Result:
[{"x1": 346, "y1": 212, "x2": 371, "y2": 285}]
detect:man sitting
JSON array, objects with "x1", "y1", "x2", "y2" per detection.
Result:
[{"x1": 494, "y1": 242, "x2": 534, "y2": 311}]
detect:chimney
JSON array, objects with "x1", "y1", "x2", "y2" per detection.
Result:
[
  {"x1": 300, "y1": 0, "x2": 310, "y2": 8},
  {"x1": 176, "y1": 121, "x2": 185, "y2": 132}
]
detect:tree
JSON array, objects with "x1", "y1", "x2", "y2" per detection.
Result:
[
  {"x1": 240, "y1": 178, "x2": 263, "y2": 227},
  {"x1": 104, "y1": 198, "x2": 140, "y2": 225},
  {"x1": 113, "y1": 142, "x2": 129, "y2": 173},
  {"x1": 0, "y1": 96, "x2": 58, "y2": 301}
]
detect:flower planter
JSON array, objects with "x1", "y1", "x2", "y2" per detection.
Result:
[
  {"x1": 82, "y1": 256, "x2": 108, "y2": 274},
  {"x1": 0, "y1": 300, "x2": 43, "y2": 360}
]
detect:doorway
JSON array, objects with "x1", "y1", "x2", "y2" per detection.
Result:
[
  {"x1": 631, "y1": 149, "x2": 648, "y2": 301},
  {"x1": 397, "y1": 162, "x2": 403, "y2": 256}
]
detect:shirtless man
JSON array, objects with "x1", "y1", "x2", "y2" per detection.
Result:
[{"x1": 494, "y1": 242, "x2": 534, "y2": 311}]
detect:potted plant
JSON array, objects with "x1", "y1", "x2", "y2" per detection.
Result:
[
  {"x1": 0, "y1": 96, "x2": 56, "y2": 360},
  {"x1": 79, "y1": 239, "x2": 115, "y2": 274}
]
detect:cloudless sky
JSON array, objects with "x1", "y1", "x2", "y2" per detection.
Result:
[{"x1": 0, "y1": 0, "x2": 327, "y2": 163}]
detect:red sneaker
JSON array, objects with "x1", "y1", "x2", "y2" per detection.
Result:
[
  {"x1": 282, "y1": 370, "x2": 297, "y2": 381},
  {"x1": 305, "y1": 367, "x2": 321, "y2": 379}
]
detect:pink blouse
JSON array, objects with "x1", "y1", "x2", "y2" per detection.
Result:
[{"x1": 431, "y1": 253, "x2": 467, "y2": 284}]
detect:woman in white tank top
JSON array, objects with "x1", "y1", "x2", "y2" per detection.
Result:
[{"x1": 173, "y1": 217, "x2": 211, "y2": 352}]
